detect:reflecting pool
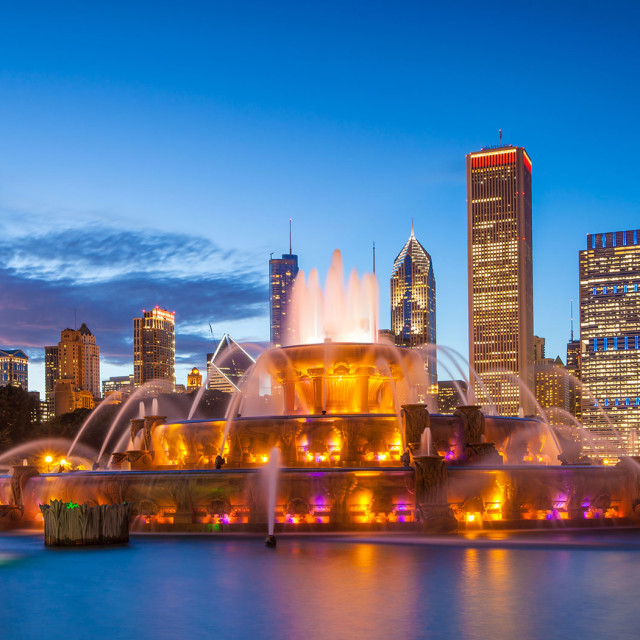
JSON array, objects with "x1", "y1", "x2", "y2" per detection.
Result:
[{"x1": 1, "y1": 531, "x2": 639, "y2": 640}]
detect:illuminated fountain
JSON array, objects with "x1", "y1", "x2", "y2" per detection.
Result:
[{"x1": 2, "y1": 250, "x2": 640, "y2": 534}]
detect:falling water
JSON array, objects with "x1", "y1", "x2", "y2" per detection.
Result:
[
  {"x1": 219, "y1": 391, "x2": 243, "y2": 458},
  {"x1": 266, "y1": 447, "x2": 282, "y2": 537},
  {"x1": 96, "y1": 382, "x2": 172, "y2": 463},
  {"x1": 419, "y1": 427, "x2": 433, "y2": 456},
  {"x1": 66, "y1": 398, "x2": 116, "y2": 457}
]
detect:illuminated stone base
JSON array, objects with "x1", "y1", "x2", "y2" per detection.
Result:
[{"x1": 2, "y1": 463, "x2": 639, "y2": 534}]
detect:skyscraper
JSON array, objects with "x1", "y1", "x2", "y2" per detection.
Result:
[
  {"x1": 467, "y1": 145, "x2": 534, "y2": 416},
  {"x1": 0, "y1": 349, "x2": 28, "y2": 388},
  {"x1": 46, "y1": 324, "x2": 100, "y2": 415},
  {"x1": 579, "y1": 229, "x2": 640, "y2": 454},
  {"x1": 133, "y1": 307, "x2": 176, "y2": 388},
  {"x1": 78, "y1": 323, "x2": 100, "y2": 399},
  {"x1": 566, "y1": 338, "x2": 583, "y2": 421},
  {"x1": 390, "y1": 224, "x2": 437, "y2": 391},
  {"x1": 44, "y1": 345, "x2": 59, "y2": 416},
  {"x1": 437, "y1": 380, "x2": 468, "y2": 413},
  {"x1": 269, "y1": 226, "x2": 299, "y2": 347}
]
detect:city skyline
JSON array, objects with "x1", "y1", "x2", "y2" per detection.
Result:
[{"x1": 0, "y1": 3, "x2": 638, "y2": 395}]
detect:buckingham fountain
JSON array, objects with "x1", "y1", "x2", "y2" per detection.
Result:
[{"x1": 2, "y1": 250, "x2": 640, "y2": 536}]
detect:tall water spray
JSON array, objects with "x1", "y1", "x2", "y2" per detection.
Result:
[
  {"x1": 287, "y1": 249, "x2": 379, "y2": 345},
  {"x1": 266, "y1": 447, "x2": 282, "y2": 537}
]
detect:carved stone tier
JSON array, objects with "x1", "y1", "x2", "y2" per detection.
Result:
[
  {"x1": 125, "y1": 450, "x2": 153, "y2": 470},
  {"x1": 413, "y1": 455, "x2": 448, "y2": 505},
  {"x1": 454, "y1": 405, "x2": 485, "y2": 445},
  {"x1": 413, "y1": 455, "x2": 456, "y2": 531},
  {"x1": 402, "y1": 403, "x2": 430, "y2": 454},
  {"x1": 110, "y1": 452, "x2": 128, "y2": 469}
]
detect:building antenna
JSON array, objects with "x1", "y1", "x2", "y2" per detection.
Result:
[
  {"x1": 411, "y1": 218, "x2": 414, "y2": 237},
  {"x1": 499, "y1": 129, "x2": 503, "y2": 145},
  {"x1": 570, "y1": 299, "x2": 574, "y2": 341},
  {"x1": 74, "y1": 308, "x2": 77, "y2": 330},
  {"x1": 372, "y1": 241, "x2": 376, "y2": 274},
  {"x1": 289, "y1": 218, "x2": 292, "y2": 254}
]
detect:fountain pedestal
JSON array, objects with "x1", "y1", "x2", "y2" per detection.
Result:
[
  {"x1": 454, "y1": 405, "x2": 502, "y2": 464},
  {"x1": 455, "y1": 405, "x2": 485, "y2": 442},
  {"x1": 142, "y1": 415, "x2": 165, "y2": 452},
  {"x1": 11, "y1": 465, "x2": 40, "y2": 507},
  {"x1": 1, "y1": 465, "x2": 40, "y2": 525},
  {"x1": 402, "y1": 403, "x2": 430, "y2": 456},
  {"x1": 413, "y1": 455, "x2": 456, "y2": 533},
  {"x1": 124, "y1": 450, "x2": 153, "y2": 470}
]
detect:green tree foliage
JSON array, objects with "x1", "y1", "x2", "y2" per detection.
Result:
[
  {"x1": 36, "y1": 408, "x2": 91, "y2": 441},
  {"x1": 0, "y1": 385, "x2": 41, "y2": 451}
]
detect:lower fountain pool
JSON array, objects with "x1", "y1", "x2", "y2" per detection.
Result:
[{"x1": 1, "y1": 530, "x2": 639, "y2": 640}]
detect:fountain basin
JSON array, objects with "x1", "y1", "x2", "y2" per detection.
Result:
[{"x1": 2, "y1": 463, "x2": 637, "y2": 533}]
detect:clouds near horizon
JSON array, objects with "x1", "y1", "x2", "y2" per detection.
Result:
[{"x1": 0, "y1": 218, "x2": 268, "y2": 366}]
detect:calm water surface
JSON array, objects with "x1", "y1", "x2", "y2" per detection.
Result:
[{"x1": 1, "y1": 530, "x2": 639, "y2": 640}]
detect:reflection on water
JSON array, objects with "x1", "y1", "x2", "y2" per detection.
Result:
[{"x1": 1, "y1": 532, "x2": 640, "y2": 640}]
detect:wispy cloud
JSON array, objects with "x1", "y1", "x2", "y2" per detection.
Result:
[{"x1": 0, "y1": 220, "x2": 268, "y2": 365}]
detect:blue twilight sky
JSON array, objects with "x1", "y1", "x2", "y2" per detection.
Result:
[{"x1": 0, "y1": 1, "x2": 639, "y2": 395}]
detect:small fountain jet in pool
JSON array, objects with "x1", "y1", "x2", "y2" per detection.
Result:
[{"x1": 264, "y1": 447, "x2": 281, "y2": 548}]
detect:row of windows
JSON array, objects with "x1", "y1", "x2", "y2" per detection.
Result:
[
  {"x1": 593, "y1": 336, "x2": 640, "y2": 351},
  {"x1": 594, "y1": 398, "x2": 640, "y2": 407},
  {"x1": 1, "y1": 362, "x2": 27, "y2": 371},
  {"x1": 592, "y1": 284, "x2": 639, "y2": 295},
  {"x1": 0, "y1": 373, "x2": 26, "y2": 381}
]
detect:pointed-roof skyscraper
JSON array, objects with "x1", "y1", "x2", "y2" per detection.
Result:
[
  {"x1": 207, "y1": 334, "x2": 256, "y2": 393},
  {"x1": 390, "y1": 223, "x2": 437, "y2": 391}
]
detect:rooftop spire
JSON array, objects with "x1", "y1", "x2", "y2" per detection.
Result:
[
  {"x1": 570, "y1": 299, "x2": 574, "y2": 341},
  {"x1": 411, "y1": 219, "x2": 414, "y2": 237},
  {"x1": 289, "y1": 218, "x2": 292, "y2": 254}
]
